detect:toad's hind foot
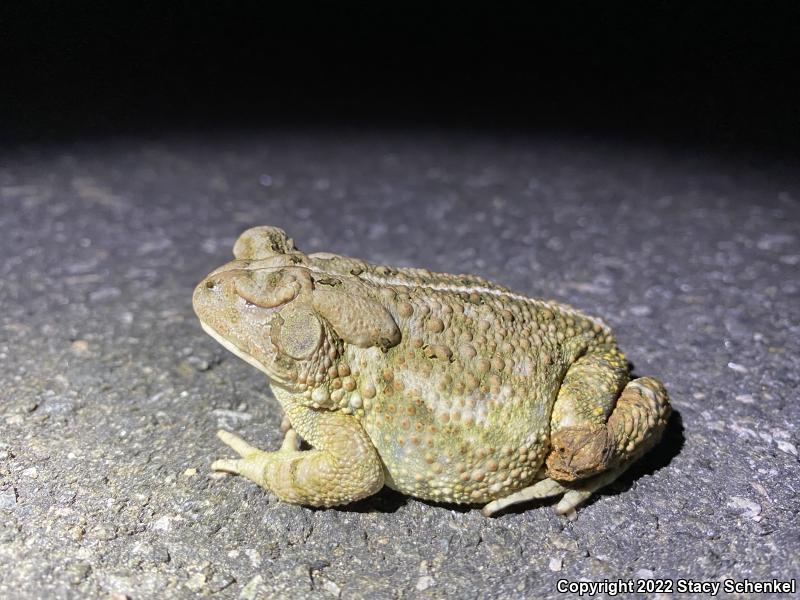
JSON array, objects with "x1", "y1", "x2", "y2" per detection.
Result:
[
  {"x1": 482, "y1": 467, "x2": 627, "y2": 516},
  {"x1": 482, "y1": 478, "x2": 568, "y2": 516}
]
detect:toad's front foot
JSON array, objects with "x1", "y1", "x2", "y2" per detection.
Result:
[
  {"x1": 211, "y1": 405, "x2": 385, "y2": 508},
  {"x1": 212, "y1": 429, "x2": 301, "y2": 487}
]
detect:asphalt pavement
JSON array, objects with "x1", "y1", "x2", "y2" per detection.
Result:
[{"x1": 1, "y1": 130, "x2": 798, "y2": 599}]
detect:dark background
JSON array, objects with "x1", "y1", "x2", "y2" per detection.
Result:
[{"x1": 2, "y1": 3, "x2": 800, "y2": 153}]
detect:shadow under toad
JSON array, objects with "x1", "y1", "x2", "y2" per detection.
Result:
[{"x1": 338, "y1": 484, "x2": 479, "y2": 515}]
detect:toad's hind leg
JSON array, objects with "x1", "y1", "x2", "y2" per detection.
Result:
[
  {"x1": 546, "y1": 377, "x2": 671, "y2": 483},
  {"x1": 483, "y1": 376, "x2": 670, "y2": 516}
]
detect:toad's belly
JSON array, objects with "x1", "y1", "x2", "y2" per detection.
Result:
[
  {"x1": 361, "y1": 406, "x2": 553, "y2": 504},
  {"x1": 352, "y1": 343, "x2": 569, "y2": 503}
]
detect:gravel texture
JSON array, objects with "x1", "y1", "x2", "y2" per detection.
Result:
[{"x1": 1, "y1": 131, "x2": 799, "y2": 599}]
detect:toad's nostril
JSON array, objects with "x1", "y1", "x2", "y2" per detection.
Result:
[{"x1": 205, "y1": 280, "x2": 216, "y2": 290}]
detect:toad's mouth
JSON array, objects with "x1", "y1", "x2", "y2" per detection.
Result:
[{"x1": 200, "y1": 320, "x2": 272, "y2": 377}]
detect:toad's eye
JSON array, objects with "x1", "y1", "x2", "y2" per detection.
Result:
[{"x1": 271, "y1": 305, "x2": 323, "y2": 360}]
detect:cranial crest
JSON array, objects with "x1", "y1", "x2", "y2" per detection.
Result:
[{"x1": 234, "y1": 267, "x2": 313, "y2": 308}]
